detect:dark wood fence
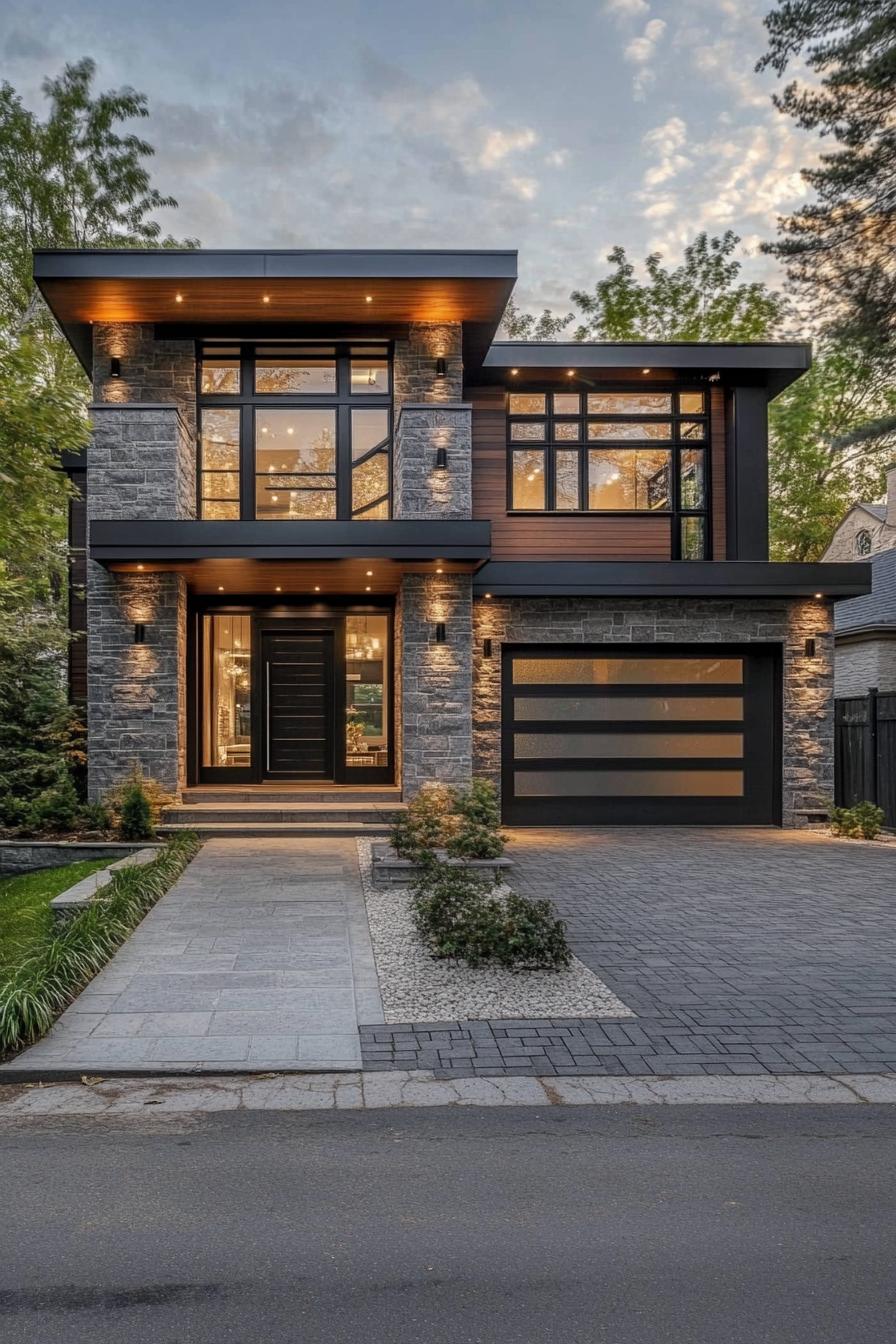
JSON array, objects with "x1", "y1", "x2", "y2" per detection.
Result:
[{"x1": 835, "y1": 689, "x2": 896, "y2": 825}]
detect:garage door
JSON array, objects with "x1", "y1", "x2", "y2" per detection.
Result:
[{"x1": 502, "y1": 645, "x2": 779, "y2": 826}]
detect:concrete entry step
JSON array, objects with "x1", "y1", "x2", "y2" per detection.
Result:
[
  {"x1": 157, "y1": 821, "x2": 394, "y2": 838},
  {"x1": 182, "y1": 787, "x2": 402, "y2": 805},
  {"x1": 162, "y1": 803, "x2": 405, "y2": 826}
]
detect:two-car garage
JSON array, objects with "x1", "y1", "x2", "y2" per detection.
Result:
[{"x1": 501, "y1": 645, "x2": 781, "y2": 826}]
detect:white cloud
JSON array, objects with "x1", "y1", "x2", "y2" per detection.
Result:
[
  {"x1": 641, "y1": 116, "x2": 691, "y2": 187},
  {"x1": 509, "y1": 176, "x2": 539, "y2": 201},
  {"x1": 624, "y1": 18, "x2": 666, "y2": 63},
  {"x1": 604, "y1": 0, "x2": 649, "y2": 17},
  {"x1": 545, "y1": 148, "x2": 571, "y2": 168},
  {"x1": 478, "y1": 127, "x2": 538, "y2": 170}
]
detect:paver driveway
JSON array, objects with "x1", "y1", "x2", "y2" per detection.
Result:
[
  {"x1": 362, "y1": 828, "x2": 896, "y2": 1077},
  {"x1": 4, "y1": 838, "x2": 383, "y2": 1076}
]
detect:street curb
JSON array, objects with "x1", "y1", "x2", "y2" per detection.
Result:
[{"x1": 1, "y1": 1069, "x2": 895, "y2": 1116}]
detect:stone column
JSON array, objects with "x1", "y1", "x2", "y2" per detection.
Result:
[
  {"x1": 399, "y1": 574, "x2": 473, "y2": 797},
  {"x1": 392, "y1": 322, "x2": 471, "y2": 521},
  {"x1": 85, "y1": 327, "x2": 196, "y2": 801}
]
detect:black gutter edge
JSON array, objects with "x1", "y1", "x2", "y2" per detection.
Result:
[
  {"x1": 89, "y1": 519, "x2": 492, "y2": 564},
  {"x1": 835, "y1": 623, "x2": 896, "y2": 642},
  {"x1": 472, "y1": 560, "x2": 871, "y2": 600}
]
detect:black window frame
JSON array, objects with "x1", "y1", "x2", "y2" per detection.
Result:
[
  {"x1": 506, "y1": 384, "x2": 711, "y2": 560},
  {"x1": 197, "y1": 341, "x2": 393, "y2": 522}
]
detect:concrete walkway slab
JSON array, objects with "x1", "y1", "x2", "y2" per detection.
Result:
[{"x1": 1, "y1": 838, "x2": 384, "y2": 1078}]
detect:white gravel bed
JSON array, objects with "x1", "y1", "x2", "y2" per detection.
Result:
[{"x1": 356, "y1": 839, "x2": 633, "y2": 1023}]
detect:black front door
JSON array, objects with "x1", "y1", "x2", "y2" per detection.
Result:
[{"x1": 262, "y1": 631, "x2": 335, "y2": 780}]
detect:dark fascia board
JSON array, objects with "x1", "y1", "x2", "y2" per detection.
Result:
[
  {"x1": 835, "y1": 623, "x2": 896, "y2": 643},
  {"x1": 33, "y1": 248, "x2": 518, "y2": 376},
  {"x1": 90, "y1": 519, "x2": 491, "y2": 563},
  {"x1": 33, "y1": 248, "x2": 518, "y2": 282},
  {"x1": 479, "y1": 340, "x2": 813, "y2": 396},
  {"x1": 473, "y1": 560, "x2": 871, "y2": 600}
]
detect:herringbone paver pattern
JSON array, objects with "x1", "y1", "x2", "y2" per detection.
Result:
[{"x1": 361, "y1": 828, "x2": 896, "y2": 1077}]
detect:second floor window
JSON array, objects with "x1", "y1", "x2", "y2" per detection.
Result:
[
  {"x1": 198, "y1": 343, "x2": 391, "y2": 521},
  {"x1": 507, "y1": 388, "x2": 710, "y2": 559}
]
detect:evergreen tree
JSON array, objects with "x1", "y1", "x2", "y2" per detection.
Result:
[{"x1": 758, "y1": 1, "x2": 896, "y2": 349}]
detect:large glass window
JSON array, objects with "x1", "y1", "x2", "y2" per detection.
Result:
[
  {"x1": 507, "y1": 386, "x2": 709, "y2": 557},
  {"x1": 255, "y1": 409, "x2": 337, "y2": 519},
  {"x1": 199, "y1": 408, "x2": 240, "y2": 520},
  {"x1": 345, "y1": 615, "x2": 389, "y2": 768},
  {"x1": 198, "y1": 343, "x2": 392, "y2": 521},
  {"x1": 201, "y1": 615, "x2": 252, "y2": 767}
]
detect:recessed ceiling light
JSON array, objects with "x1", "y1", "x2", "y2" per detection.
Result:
[
  {"x1": 567, "y1": 370, "x2": 575, "y2": 378},
  {"x1": 275, "y1": 586, "x2": 281, "y2": 592},
  {"x1": 815, "y1": 592, "x2": 824, "y2": 599},
  {"x1": 510, "y1": 368, "x2": 518, "y2": 376},
  {"x1": 366, "y1": 570, "x2": 373, "y2": 577},
  {"x1": 365, "y1": 586, "x2": 371, "y2": 592},
  {"x1": 642, "y1": 367, "x2": 651, "y2": 374},
  {"x1": 137, "y1": 564, "x2": 144, "y2": 570},
  {"x1": 314, "y1": 585, "x2": 320, "y2": 592},
  {"x1": 217, "y1": 585, "x2": 224, "y2": 592},
  {"x1": 175, "y1": 293, "x2": 183, "y2": 303},
  {"x1": 484, "y1": 592, "x2": 492, "y2": 599},
  {"x1": 436, "y1": 567, "x2": 443, "y2": 574},
  {"x1": 262, "y1": 295, "x2": 271, "y2": 304},
  {"x1": 365, "y1": 295, "x2": 373, "y2": 303}
]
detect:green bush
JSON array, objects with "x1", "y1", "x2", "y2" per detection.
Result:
[
  {"x1": 0, "y1": 832, "x2": 200, "y2": 1057},
  {"x1": 390, "y1": 784, "x2": 457, "y2": 863},
  {"x1": 446, "y1": 779, "x2": 505, "y2": 860},
  {"x1": 80, "y1": 802, "x2": 111, "y2": 832},
  {"x1": 25, "y1": 770, "x2": 81, "y2": 834},
  {"x1": 118, "y1": 779, "x2": 154, "y2": 841},
  {"x1": 830, "y1": 800, "x2": 886, "y2": 840},
  {"x1": 411, "y1": 863, "x2": 571, "y2": 971},
  {"x1": 104, "y1": 766, "x2": 174, "y2": 830}
]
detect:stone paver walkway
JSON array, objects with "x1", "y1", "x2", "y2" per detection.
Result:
[
  {"x1": 362, "y1": 828, "x2": 896, "y2": 1078},
  {"x1": 3, "y1": 838, "x2": 383, "y2": 1076}
]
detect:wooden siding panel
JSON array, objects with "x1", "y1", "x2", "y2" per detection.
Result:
[
  {"x1": 471, "y1": 386, "x2": 671, "y2": 561},
  {"x1": 710, "y1": 385, "x2": 726, "y2": 559}
]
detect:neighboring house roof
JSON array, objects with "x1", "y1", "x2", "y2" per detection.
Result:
[
  {"x1": 835, "y1": 547, "x2": 896, "y2": 634},
  {"x1": 861, "y1": 504, "x2": 887, "y2": 521}
]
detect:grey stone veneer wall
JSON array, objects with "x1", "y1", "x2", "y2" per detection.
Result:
[
  {"x1": 472, "y1": 596, "x2": 835, "y2": 827},
  {"x1": 834, "y1": 636, "x2": 896, "y2": 696},
  {"x1": 399, "y1": 574, "x2": 473, "y2": 795},
  {"x1": 85, "y1": 326, "x2": 196, "y2": 800},
  {"x1": 394, "y1": 404, "x2": 472, "y2": 519},
  {"x1": 393, "y1": 323, "x2": 463, "y2": 408}
]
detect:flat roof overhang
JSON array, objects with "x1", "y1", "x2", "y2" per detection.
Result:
[
  {"x1": 473, "y1": 560, "x2": 871, "y2": 600},
  {"x1": 478, "y1": 341, "x2": 813, "y2": 397},
  {"x1": 34, "y1": 248, "x2": 518, "y2": 374},
  {"x1": 90, "y1": 519, "x2": 491, "y2": 565}
]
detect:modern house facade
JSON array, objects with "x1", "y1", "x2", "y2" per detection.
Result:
[{"x1": 39, "y1": 248, "x2": 870, "y2": 828}]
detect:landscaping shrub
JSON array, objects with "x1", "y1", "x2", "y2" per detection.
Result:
[
  {"x1": 25, "y1": 769, "x2": 81, "y2": 833},
  {"x1": 118, "y1": 777, "x2": 154, "y2": 841},
  {"x1": 0, "y1": 832, "x2": 200, "y2": 1057},
  {"x1": 104, "y1": 765, "x2": 174, "y2": 831},
  {"x1": 829, "y1": 800, "x2": 886, "y2": 840},
  {"x1": 446, "y1": 779, "x2": 505, "y2": 860},
  {"x1": 411, "y1": 863, "x2": 571, "y2": 971},
  {"x1": 390, "y1": 784, "x2": 457, "y2": 863}
]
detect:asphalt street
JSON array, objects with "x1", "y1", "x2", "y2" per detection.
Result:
[{"x1": 2, "y1": 1103, "x2": 894, "y2": 1343}]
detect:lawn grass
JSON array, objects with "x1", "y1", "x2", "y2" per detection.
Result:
[{"x1": 0, "y1": 860, "x2": 112, "y2": 973}]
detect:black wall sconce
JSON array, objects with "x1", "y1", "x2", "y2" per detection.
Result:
[
  {"x1": 804, "y1": 637, "x2": 816, "y2": 658},
  {"x1": 435, "y1": 356, "x2": 447, "y2": 378},
  {"x1": 434, "y1": 621, "x2": 446, "y2": 644},
  {"x1": 482, "y1": 637, "x2": 493, "y2": 659},
  {"x1": 109, "y1": 356, "x2": 122, "y2": 378},
  {"x1": 435, "y1": 444, "x2": 448, "y2": 470},
  {"x1": 133, "y1": 623, "x2": 146, "y2": 645}
]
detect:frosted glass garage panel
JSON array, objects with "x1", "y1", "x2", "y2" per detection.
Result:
[
  {"x1": 513, "y1": 696, "x2": 744, "y2": 721},
  {"x1": 514, "y1": 770, "x2": 745, "y2": 797},
  {"x1": 513, "y1": 733, "x2": 744, "y2": 759},
  {"x1": 512, "y1": 657, "x2": 744, "y2": 685}
]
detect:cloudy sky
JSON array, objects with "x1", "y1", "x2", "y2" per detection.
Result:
[{"x1": 1, "y1": 0, "x2": 819, "y2": 314}]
